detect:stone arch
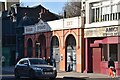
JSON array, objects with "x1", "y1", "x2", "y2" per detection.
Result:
[
  {"x1": 64, "y1": 30, "x2": 77, "y2": 48},
  {"x1": 37, "y1": 34, "x2": 46, "y2": 58},
  {"x1": 52, "y1": 32, "x2": 61, "y2": 48},
  {"x1": 50, "y1": 36, "x2": 60, "y2": 71},
  {"x1": 65, "y1": 34, "x2": 77, "y2": 72}
]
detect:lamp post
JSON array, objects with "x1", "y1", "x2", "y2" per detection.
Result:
[{"x1": 36, "y1": 43, "x2": 40, "y2": 58}]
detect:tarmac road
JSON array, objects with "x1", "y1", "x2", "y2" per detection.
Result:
[
  {"x1": 2, "y1": 67, "x2": 119, "y2": 80},
  {"x1": 1, "y1": 75, "x2": 86, "y2": 80},
  {"x1": 1, "y1": 74, "x2": 119, "y2": 80}
]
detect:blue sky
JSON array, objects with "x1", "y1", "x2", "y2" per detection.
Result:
[
  {"x1": 20, "y1": 0, "x2": 67, "y2": 14},
  {"x1": 0, "y1": 0, "x2": 67, "y2": 14}
]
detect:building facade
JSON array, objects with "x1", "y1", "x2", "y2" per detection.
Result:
[
  {"x1": 84, "y1": 0, "x2": 120, "y2": 75},
  {"x1": 2, "y1": 3, "x2": 60, "y2": 66},
  {"x1": 1, "y1": 0, "x2": 19, "y2": 66},
  {"x1": 24, "y1": 16, "x2": 85, "y2": 72}
]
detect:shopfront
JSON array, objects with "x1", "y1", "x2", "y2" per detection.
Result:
[
  {"x1": 84, "y1": 26, "x2": 120, "y2": 75},
  {"x1": 24, "y1": 16, "x2": 85, "y2": 72}
]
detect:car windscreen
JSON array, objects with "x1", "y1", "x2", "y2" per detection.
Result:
[{"x1": 29, "y1": 59, "x2": 48, "y2": 65}]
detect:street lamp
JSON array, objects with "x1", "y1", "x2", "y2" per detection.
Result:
[{"x1": 36, "y1": 43, "x2": 40, "y2": 58}]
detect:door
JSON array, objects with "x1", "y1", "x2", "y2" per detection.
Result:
[
  {"x1": 66, "y1": 46, "x2": 76, "y2": 71},
  {"x1": 18, "y1": 60, "x2": 29, "y2": 76},
  {"x1": 93, "y1": 48, "x2": 101, "y2": 73},
  {"x1": 72, "y1": 50, "x2": 76, "y2": 71},
  {"x1": 53, "y1": 48, "x2": 60, "y2": 71}
]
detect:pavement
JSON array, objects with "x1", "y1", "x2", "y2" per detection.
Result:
[
  {"x1": 1, "y1": 66, "x2": 120, "y2": 80},
  {"x1": 2, "y1": 66, "x2": 14, "y2": 74}
]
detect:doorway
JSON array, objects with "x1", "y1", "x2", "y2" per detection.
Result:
[
  {"x1": 92, "y1": 48, "x2": 101, "y2": 73},
  {"x1": 65, "y1": 34, "x2": 76, "y2": 72},
  {"x1": 27, "y1": 38, "x2": 33, "y2": 57},
  {"x1": 51, "y1": 36, "x2": 60, "y2": 71}
]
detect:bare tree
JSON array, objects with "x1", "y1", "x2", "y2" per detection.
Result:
[{"x1": 62, "y1": 1, "x2": 81, "y2": 18}]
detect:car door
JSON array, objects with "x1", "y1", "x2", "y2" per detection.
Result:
[
  {"x1": 22, "y1": 60, "x2": 30, "y2": 77},
  {"x1": 18, "y1": 60, "x2": 29, "y2": 77}
]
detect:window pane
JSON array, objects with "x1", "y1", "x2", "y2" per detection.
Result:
[
  {"x1": 102, "y1": 44, "x2": 107, "y2": 61},
  {"x1": 109, "y1": 44, "x2": 118, "y2": 61}
]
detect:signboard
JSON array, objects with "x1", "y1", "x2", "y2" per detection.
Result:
[
  {"x1": 64, "y1": 17, "x2": 81, "y2": 29},
  {"x1": 84, "y1": 26, "x2": 120, "y2": 38},
  {"x1": 47, "y1": 16, "x2": 81, "y2": 30},
  {"x1": 35, "y1": 20, "x2": 51, "y2": 32},
  {"x1": 24, "y1": 25, "x2": 35, "y2": 34},
  {"x1": 24, "y1": 20, "x2": 51, "y2": 34},
  {"x1": 24, "y1": 16, "x2": 82, "y2": 34}
]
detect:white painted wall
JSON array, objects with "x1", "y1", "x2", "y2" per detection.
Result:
[
  {"x1": 24, "y1": 16, "x2": 82, "y2": 34},
  {"x1": 85, "y1": 0, "x2": 120, "y2": 28},
  {"x1": 47, "y1": 16, "x2": 81, "y2": 30},
  {"x1": 85, "y1": 20, "x2": 120, "y2": 28}
]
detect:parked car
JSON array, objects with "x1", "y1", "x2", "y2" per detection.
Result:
[{"x1": 14, "y1": 58, "x2": 57, "y2": 80}]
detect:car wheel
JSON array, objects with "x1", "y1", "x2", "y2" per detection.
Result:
[
  {"x1": 14, "y1": 70, "x2": 20, "y2": 80},
  {"x1": 50, "y1": 77, "x2": 56, "y2": 80}
]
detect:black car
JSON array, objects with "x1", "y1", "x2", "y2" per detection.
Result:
[{"x1": 14, "y1": 58, "x2": 57, "y2": 79}]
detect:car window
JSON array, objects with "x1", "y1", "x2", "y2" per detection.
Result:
[
  {"x1": 19, "y1": 60, "x2": 28, "y2": 64},
  {"x1": 29, "y1": 59, "x2": 47, "y2": 65}
]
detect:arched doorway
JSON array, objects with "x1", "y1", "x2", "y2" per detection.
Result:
[
  {"x1": 51, "y1": 36, "x2": 60, "y2": 71},
  {"x1": 65, "y1": 34, "x2": 76, "y2": 72},
  {"x1": 38, "y1": 34, "x2": 46, "y2": 58},
  {"x1": 27, "y1": 38, "x2": 33, "y2": 57}
]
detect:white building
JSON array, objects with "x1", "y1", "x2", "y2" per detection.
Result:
[
  {"x1": 85, "y1": 0, "x2": 120, "y2": 27},
  {"x1": 84, "y1": 0, "x2": 120, "y2": 75}
]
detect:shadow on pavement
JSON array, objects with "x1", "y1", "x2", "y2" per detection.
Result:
[
  {"x1": 64, "y1": 77, "x2": 87, "y2": 80},
  {"x1": 2, "y1": 77, "x2": 87, "y2": 80},
  {"x1": 88, "y1": 78, "x2": 119, "y2": 80}
]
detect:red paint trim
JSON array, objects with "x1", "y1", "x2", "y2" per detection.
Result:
[
  {"x1": 90, "y1": 43, "x2": 100, "y2": 47},
  {"x1": 102, "y1": 37, "x2": 120, "y2": 44}
]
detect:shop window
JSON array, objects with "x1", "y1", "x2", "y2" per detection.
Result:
[
  {"x1": 102, "y1": 44, "x2": 107, "y2": 61},
  {"x1": 109, "y1": 44, "x2": 118, "y2": 61}
]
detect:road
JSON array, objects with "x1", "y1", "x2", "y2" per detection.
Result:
[
  {"x1": 1, "y1": 74, "x2": 87, "y2": 80},
  {"x1": 1, "y1": 74, "x2": 119, "y2": 80},
  {"x1": 1, "y1": 71, "x2": 119, "y2": 80}
]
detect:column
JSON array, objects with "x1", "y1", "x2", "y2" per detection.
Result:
[
  {"x1": 32, "y1": 41, "x2": 36, "y2": 57},
  {"x1": 110, "y1": 1, "x2": 112, "y2": 20},
  {"x1": 94, "y1": 8, "x2": 96, "y2": 22},
  {"x1": 84, "y1": 38, "x2": 89, "y2": 73},
  {"x1": 32, "y1": 47, "x2": 36, "y2": 57},
  {"x1": 99, "y1": 7, "x2": 101, "y2": 21}
]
